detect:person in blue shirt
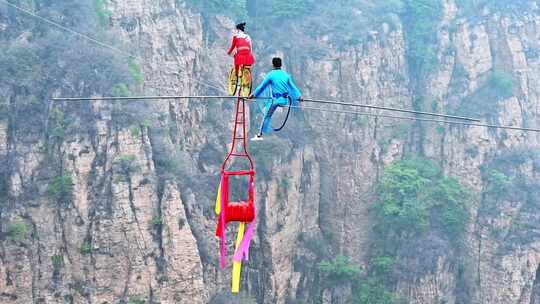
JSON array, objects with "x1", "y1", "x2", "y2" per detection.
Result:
[{"x1": 248, "y1": 57, "x2": 302, "y2": 141}]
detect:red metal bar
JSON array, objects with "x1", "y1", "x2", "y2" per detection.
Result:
[
  {"x1": 222, "y1": 170, "x2": 255, "y2": 176},
  {"x1": 221, "y1": 68, "x2": 255, "y2": 172}
]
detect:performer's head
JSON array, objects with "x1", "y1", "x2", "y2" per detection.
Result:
[
  {"x1": 236, "y1": 22, "x2": 246, "y2": 32},
  {"x1": 272, "y1": 57, "x2": 282, "y2": 69}
]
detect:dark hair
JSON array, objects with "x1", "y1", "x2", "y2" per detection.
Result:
[
  {"x1": 236, "y1": 22, "x2": 246, "y2": 32},
  {"x1": 272, "y1": 57, "x2": 282, "y2": 68}
]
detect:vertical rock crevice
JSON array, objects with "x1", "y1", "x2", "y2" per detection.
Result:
[{"x1": 530, "y1": 265, "x2": 540, "y2": 304}]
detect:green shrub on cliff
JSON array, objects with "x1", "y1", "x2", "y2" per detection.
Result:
[
  {"x1": 402, "y1": 0, "x2": 443, "y2": 80},
  {"x1": 128, "y1": 297, "x2": 146, "y2": 304},
  {"x1": 51, "y1": 255, "x2": 64, "y2": 270},
  {"x1": 373, "y1": 158, "x2": 469, "y2": 241},
  {"x1": 355, "y1": 278, "x2": 404, "y2": 304},
  {"x1": 489, "y1": 71, "x2": 514, "y2": 99},
  {"x1": 114, "y1": 154, "x2": 140, "y2": 176},
  {"x1": 7, "y1": 219, "x2": 29, "y2": 242},
  {"x1": 94, "y1": 0, "x2": 112, "y2": 26},
  {"x1": 48, "y1": 173, "x2": 74, "y2": 206},
  {"x1": 318, "y1": 255, "x2": 362, "y2": 285}
]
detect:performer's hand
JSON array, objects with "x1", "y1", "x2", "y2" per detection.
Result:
[{"x1": 248, "y1": 94, "x2": 254, "y2": 99}]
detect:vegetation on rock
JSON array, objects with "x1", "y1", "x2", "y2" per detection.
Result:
[
  {"x1": 6, "y1": 219, "x2": 30, "y2": 242},
  {"x1": 48, "y1": 173, "x2": 74, "y2": 206},
  {"x1": 373, "y1": 158, "x2": 469, "y2": 241},
  {"x1": 318, "y1": 255, "x2": 362, "y2": 285}
]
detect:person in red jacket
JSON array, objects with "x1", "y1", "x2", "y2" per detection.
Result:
[{"x1": 228, "y1": 22, "x2": 255, "y2": 73}]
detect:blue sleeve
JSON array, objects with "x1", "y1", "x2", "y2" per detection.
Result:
[{"x1": 253, "y1": 74, "x2": 273, "y2": 98}]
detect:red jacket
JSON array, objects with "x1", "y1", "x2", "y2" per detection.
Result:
[{"x1": 228, "y1": 32, "x2": 255, "y2": 67}]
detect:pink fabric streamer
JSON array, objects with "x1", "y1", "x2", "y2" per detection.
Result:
[
  {"x1": 233, "y1": 218, "x2": 255, "y2": 262},
  {"x1": 233, "y1": 179, "x2": 256, "y2": 262},
  {"x1": 219, "y1": 175, "x2": 227, "y2": 268}
]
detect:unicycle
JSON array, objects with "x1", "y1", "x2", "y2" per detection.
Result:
[
  {"x1": 257, "y1": 96, "x2": 292, "y2": 136},
  {"x1": 227, "y1": 65, "x2": 252, "y2": 97}
]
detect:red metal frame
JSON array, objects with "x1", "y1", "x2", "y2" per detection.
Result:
[
  {"x1": 221, "y1": 93, "x2": 254, "y2": 172},
  {"x1": 216, "y1": 66, "x2": 256, "y2": 239},
  {"x1": 222, "y1": 64, "x2": 253, "y2": 172}
]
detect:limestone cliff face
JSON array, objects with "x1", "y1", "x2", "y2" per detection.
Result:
[
  {"x1": 2, "y1": 0, "x2": 540, "y2": 304},
  {"x1": 0, "y1": 1, "x2": 208, "y2": 303},
  {"x1": 417, "y1": 2, "x2": 540, "y2": 303}
]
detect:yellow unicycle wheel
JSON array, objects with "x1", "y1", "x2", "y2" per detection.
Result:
[
  {"x1": 227, "y1": 67, "x2": 239, "y2": 96},
  {"x1": 239, "y1": 66, "x2": 252, "y2": 97}
]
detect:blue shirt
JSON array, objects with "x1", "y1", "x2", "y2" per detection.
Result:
[{"x1": 252, "y1": 69, "x2": 302, "y2": 107}]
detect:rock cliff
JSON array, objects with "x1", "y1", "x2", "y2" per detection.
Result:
[{"x1": 1, "y1": 0, "x2": 540, "y2": 303}]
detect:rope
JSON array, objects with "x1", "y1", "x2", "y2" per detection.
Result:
[
  {"x1": 51, "y1": 95, "x2": 277, "y2": 102},
  {"x1": 4, "y1": 0, "x2": 494, "y2": 124},
  {"x1": 302, "y1": 98, "x2": 480, "y2": 122},
  {"x1": 51, "y1": 95, "x2": 540, "y2": 132},
  {"x1": 53, "y1": 95, "x2": 481, "y2": 122},
  {"x1": 52, "y1": 96, "x2": 248, "y2": 101},
  {"x1": 290, "y1": 105, "x2": 540, "y2": 133},
  {"x1": 273, "y1": 96, "x2": 292, "y2": 132}
]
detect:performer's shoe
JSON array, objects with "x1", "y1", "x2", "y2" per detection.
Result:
[{"x1": 250, "y1": 134, "x2": 263, "y2": 141}]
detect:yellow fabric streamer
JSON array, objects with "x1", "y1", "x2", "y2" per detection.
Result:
[
  {"x1": 231, "y1": 222, "x2": 246, "y2": 293},
  {"x1": 215, "y1": 180, "x2": 221, "y2": 215}
]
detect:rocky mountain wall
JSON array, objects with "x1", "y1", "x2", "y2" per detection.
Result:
[{"x1": 2, "y1": 0, "x2": 540, "y2": 303}]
